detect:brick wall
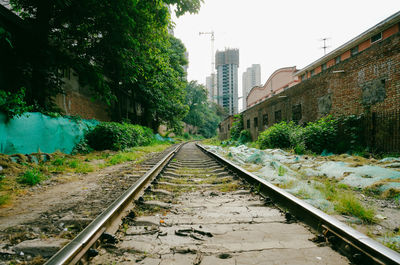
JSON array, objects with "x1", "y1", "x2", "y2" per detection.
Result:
[
  {"x1": 55, "y1": 90, "x2": 110, "y2": 121},
  {"x1": 219, "y1": 116, "x2": 234, "y2": 140},
  {"x1": 221, "y1": 32, "x2": 400, "y2": 141}
]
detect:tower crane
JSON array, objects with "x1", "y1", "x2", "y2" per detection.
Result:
[{"x1": 199, "y1": 31, "x2": 215, "y2": 74}]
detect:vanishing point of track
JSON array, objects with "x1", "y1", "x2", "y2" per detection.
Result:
[{"x1": 46, "y1": 142, "x2": 400, "y2": 265}]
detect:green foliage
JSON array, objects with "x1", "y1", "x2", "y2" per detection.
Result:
[
  {"x1": 18, "y1": 169, "x2": 43, "y2": 186},
  {"x1": 85, "y1": 122, "x2": 154, "y2": 151},
  {"x1": 183, "y1": 81, "x2": 221, "y2": 138},
  {"x1": 72, "y1": 138, "x2": 93, "y2": 155},
  {"x1": 238, "y1": 130, "x2": 252, "y2": 144},
  {"x1": 302, "y1": 116, "x2": 338, "y2": 153},
  {"x1": 257, "y1": 121, "x2": 298, "y2": 149},
  {"x1": 230, "y1": 114, "x2": 243, "y2": 141},
  {"x1": 0, "y1": 88, "x2": 31, "y2": 120},
  {"x1": 336, "y1": 115, "x2": 365, "y2": 153},
  {"x1": 8, "y1": 0, "x2": 202, "y2": 126},
  {"x1": 334, "y1": 193, "x2": 376, "y2": 223},
  {"x1": 256, "y1": 116, "x2": 365, "y2": 154}
]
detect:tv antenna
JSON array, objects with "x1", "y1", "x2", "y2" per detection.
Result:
[{"x1": 319, "y1": 37, "x2": 331, "y2": 55}]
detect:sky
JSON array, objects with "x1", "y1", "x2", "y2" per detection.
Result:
[{"x1": 172, "y1": 0, "x2": 400, "y2": 109}]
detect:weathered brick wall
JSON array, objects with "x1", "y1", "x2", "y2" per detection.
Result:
[
  {"x1": 219, "y1": 116, "x2": 234, "y2": 140},
  {"x1": 55, "y1": 90, "x2": 111, "y2": 121},
  {"x1": 231, "y1": 32, "x2": 400, "y2": 141}
]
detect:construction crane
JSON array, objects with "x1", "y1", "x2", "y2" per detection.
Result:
[{"x1": 199, "y1": 31, "x2": 215, "y2": 74}]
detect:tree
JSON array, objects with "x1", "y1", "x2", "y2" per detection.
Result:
[
  {"x1": 183, "y1": 81, "x2": 221, "y2": 137},
  {"x1": 7, "y1": 0, "x2": 202, "y2": 127}
]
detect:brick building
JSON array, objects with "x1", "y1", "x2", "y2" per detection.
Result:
[
  {"x1": 219, "y1": 11, "x2": 400, "y2": 152},
  {"x1": 246, "y1": 66, "x2": 299, "y2": 108}
]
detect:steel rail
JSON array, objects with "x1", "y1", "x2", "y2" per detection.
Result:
[
  {"x1": 197, "y1": 143, "x2": 400, "y2": 265},
  {"x1": 45, "y1": 143, "x2": 183, "y2": 265}
]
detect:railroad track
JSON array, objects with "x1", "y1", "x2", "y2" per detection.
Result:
[{"x1": 46, "y1": 142, "x2": 400, "y2": 265}]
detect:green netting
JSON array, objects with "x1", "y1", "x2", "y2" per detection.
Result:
[{"x1": 0, "y1": 112, "x2": 99, "y2": 155}]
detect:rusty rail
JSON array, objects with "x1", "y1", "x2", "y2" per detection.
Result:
[
  {"x1": 197, "y1": 143, "x2": 400, "y2": 265},
  {"x1": 45, "y1": 143, "x2": 183, "y2": 265}
]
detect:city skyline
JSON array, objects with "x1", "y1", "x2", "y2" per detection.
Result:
[{"x1": 172, "y1": 1, "x2": 400, "y2": 110}]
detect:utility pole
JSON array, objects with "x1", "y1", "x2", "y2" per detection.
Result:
[
  {"x1": 319, "y1": 37, "x2": 330, "y2": 55},
  {"x1": 199, "y1": 31, "x2": 215, "y2": 74}
]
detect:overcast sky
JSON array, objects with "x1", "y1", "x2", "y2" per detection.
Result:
[{"x1": 172, "y1": 0, "x2": 400, "y2": 109}]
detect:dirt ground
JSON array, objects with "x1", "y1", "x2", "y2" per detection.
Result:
[{"x1": 0, "y1": 146, "x2": 174, "y2": 264}]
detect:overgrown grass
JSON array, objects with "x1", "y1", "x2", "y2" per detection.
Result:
[
  {"x1": 202, "y1": 137, "x2": 222, "y2": 146},
  {"x1": 316, "y1": 180, "x2": 376, "y2": 223},
  {"x1": 67, "y1": 159, "x2": 94, "y2": 173},
  {"x1": 334, "y1": 193, "x2": 376, "y2": 223},
  {"x1": 0, "y1": 194, "x2": 10, "y2": 205},
  {"x1": 17, "y1": 169, "x2": 43, "y2": 186},
  {"x1": 0, "y1": 142, "x2": 172, "y2": 207}
]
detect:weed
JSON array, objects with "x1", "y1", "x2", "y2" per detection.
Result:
[
  {"x1": 107, "y1": 152, "x2": 140, "y2": 165},
  {"x1": 0, "y1": 174, "x2": 4, "y2": 188},
  {"x1": 296, "y1": 188, "x2": 311, "y2": 199},
  {"x1": 382, "y1": 188, "x2": 400, "y2": 199},
  {"x1": 218, "y1": 182, "x2": 240, "y2": 192},
  {"x1": 278, "y1": 180, "x2": 295, "y2": 189},
  {"x1": 334, "y1": 193, "x2": 376, "y2": 223},
  {"x1": 319, "y1": 181, "x2": 337, "y2": 201},
  {"x1": 52, "y1": 157, "x2": 65, "y2": 166},
  {"x1": 0, "y1": 194, "x2": 10, "y2": 205},
  {"x1": 18, "y1": 169, "x2": 43, "y2": 186},
  {"x1": 74, "y1": 163, "x2": 94, "y2": 174},
  {"x1": 278, "y1": 165, "x2": 286, "y2": 176},
  {"x1": 68, "y1": 160, "x2": 79, "y2": 168},
  {"x1": 337, "y1": 183, "x2": 350, "y2": 190}
]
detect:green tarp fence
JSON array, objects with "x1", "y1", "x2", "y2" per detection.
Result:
[{"x1": 0, "y1": 112, "x2": 99, "y2": 155}]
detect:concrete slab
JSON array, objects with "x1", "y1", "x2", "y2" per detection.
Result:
[{"x1": 90, "y1": 143, "x2": 349, "y2": 265}]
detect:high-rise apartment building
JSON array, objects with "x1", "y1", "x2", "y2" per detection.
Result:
[
  {"x1": 215, "y1": 49, "x2": 239, "y2": 115},
  {"x1": 206, "y1": 73, "x2": 217, "y2": 103},
  {"x1": 242, "y1": 64, "x2": 261, "y2": 110}
]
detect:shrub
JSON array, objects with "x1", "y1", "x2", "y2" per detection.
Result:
[
  {"x1": 230, "y1": 114, "x2": 243, "y2": 141},
  {"x1": 85, "y1": 122, "x2": 154, "y2": 151},
  {"x1": 257, "y1": 121, "x2": 298, "y2": 149},
  {"x1": 238, "y1": 130, "x2": 251, "y2": 144},
  {"x1": 303, "y1": 116, "x2": 338, "y2": 153},
  {"x1": 72, "y1": 138, "x2": 93, "y2": 154},
  {"x1": 18, "y1": 169, "x2": 43, "y2": 186},
  {"x1": 183, "y1": 132, "x2": 190, "y2": 139},
  {"x1": 336, "y1": 115, "x2": 365, "y2": 153}
]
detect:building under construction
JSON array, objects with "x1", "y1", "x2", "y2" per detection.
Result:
[{"x1": 215, "y1": 49, "x2": 239, "y2": 115}]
